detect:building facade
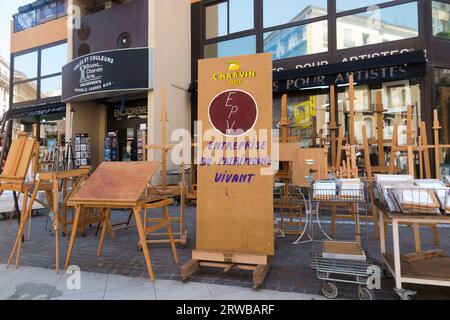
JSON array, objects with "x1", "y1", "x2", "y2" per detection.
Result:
[
  {"x1": 9, "y1": 0, "x2": 191, "y2": 170},
  {"x1": 7, "y1": 0, "x2": 450, "y2": 174},
  {"x1": 191, "y1": 0, "x2": 450, "y2": 173},
  {"x1": 0, "y1": 56, "x2": 9, "y2": 121},
  {"x1": 9, "y1": 0, "x2": 68, "y2": 151}
]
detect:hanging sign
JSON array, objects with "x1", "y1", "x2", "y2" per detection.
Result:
[{"x1": 62, "y1": 48, "x2": 154, "y2": 102}]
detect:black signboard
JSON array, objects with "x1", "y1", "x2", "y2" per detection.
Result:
[
  {"x1": 62, "y1": 48, "x2": 153, "y2": 102},
  {"x1": 273, "y1": 51, "x2": 427, "y2": 92}
]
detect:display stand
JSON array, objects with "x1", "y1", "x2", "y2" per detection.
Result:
[{"x1": 376, "y1": 201, "x2": 450, "y2": 300}]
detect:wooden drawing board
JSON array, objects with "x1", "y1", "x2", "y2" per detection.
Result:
[
  {"x1": 69, "y1": 162, "x2": 159, "y2": 204},
  {"x1": 197, "y1": 53, "x2": 274, "y2": 256}
]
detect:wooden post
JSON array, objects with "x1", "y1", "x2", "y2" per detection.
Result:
[
  {"x1": 433, "y1": 110, "x2": 441, "y2": 179},
  {"x1": 419, "y1": 121, "x2": 431, "y2": 179},
  {"x1": 407, "y1": 146, "x2": 415, "y2": 178},
  {"x1": 161, "y1": 88, "x2": 168, "y2": 189},
  {"x1": 281, "y1": 94, "x2": 288, "y2": 143},
  {"x1": 348, "y1": 73, "x2": 355, "y2": 146},
  {"x1": 375, "y1": 92, "x2": 384, "y2": 166},
  {"x1": 362, "y1": 125, "x2": 373, "y2": 181},
  {"x1": 141, "y1": 130, "x2": 147, "y2": 162},
  {"x1": 406, "y1": 105, "x2": 415, "y2": 146},
  {"x1": 336, "y1": 126, "x2": 344, "y2": 173},
  {"x1": 389, "y1": 123, "x2": 399, "y2": 174},
  {"x1": 329, "y1": 85, "x2": 337, "y2": 169}
]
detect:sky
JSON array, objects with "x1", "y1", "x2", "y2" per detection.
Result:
[{"x1": 0, "y1": 0, "x2": 31, "y2": 63}]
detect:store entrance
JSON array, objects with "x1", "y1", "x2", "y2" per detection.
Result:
[{"x1": 106, "y1": 101, "x2": 147, "y2": 162}]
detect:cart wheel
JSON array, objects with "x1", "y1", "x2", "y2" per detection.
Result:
[
  {"x1": 322, "y1": 282, "x2": 338, "y2": 299},
  {"x1": 358, "y1": 286, "x2": 375, "y2": 300}
]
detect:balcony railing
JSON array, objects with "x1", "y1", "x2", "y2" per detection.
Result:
[{"x1": 13, "y1": 0, "x2": 67, "y2": 33}]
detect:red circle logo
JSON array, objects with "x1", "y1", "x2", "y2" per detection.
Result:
[{"x1": 208, "y1": 90, "x2": 258, "y2": 137}]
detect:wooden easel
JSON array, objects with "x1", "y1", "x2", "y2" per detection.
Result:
[
  {"x1": 275, "y1": 94, "x2": 305, "y2": 235},
  {"x1": 7, "y1": 168, "x2": 91, "y2": 273},
  {"x1": 142, "y1": 88, "x2": 187, "y2": 246},
  {"x1": 384, "y1": 117, "x2": 440, "y2": 251},
  {"x1": 348, "y1": 73, "x2": 356, "y2": 146}
]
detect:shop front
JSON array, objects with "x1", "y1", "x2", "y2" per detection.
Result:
[
  {"x1": 62, "y1": 46, "x2": 153, "y2": 167},
  {"x1": 190, "y1": 0, "x2": 450, "y2": 175},
  {"x1": 106, "y1": 101, "x2": 147, "y2": 162}
]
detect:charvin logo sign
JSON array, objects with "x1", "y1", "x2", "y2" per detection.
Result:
[
  {"x1": 212, "y1": 59, "x2": 257, "y2": 86},
  {"x1": 62, "y1": 48, "x2": 154, "y2": 102},
  {"x1": 75, "y1": 55, "x2": 113, "y2": 91}
]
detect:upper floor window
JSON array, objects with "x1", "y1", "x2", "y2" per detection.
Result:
[
  {"x1": 263, "y1": 0, "x2": 327, "y2": 28},
  {"x1": 41, "y1": 43, "x2": 67, "y2": 76},
  {"x1": 13, "y1": 51, "x2": 38, "y2": 82},
  {"x1": 204, "y1": 35, "x2": 256, "y2": 59},
  {"x1": 336, "y1": 1, "x2": 419, "y2": 50},
  {"x1": 264, "y1": 20, "x2": 328, "y2": 60},
  {"x1": 14, "y1": 0, "x2": 67, "y2": 33},
  {"x1": 205, "y1": 0, "x2": 254, "y2": 40},
  {"x1": 432, "y1": 1, "x2": 450, "y2": 40},
  {"x1": 12, "y1": 42, "x2": 67, "y2": 105}
]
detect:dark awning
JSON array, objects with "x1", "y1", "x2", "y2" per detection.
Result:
[
  {"x1": 5, "y1": 103, "x2": 66, "y2": 120},
  {"x1": 273, "y1": 50, "x2": 427, "y2": 92}
]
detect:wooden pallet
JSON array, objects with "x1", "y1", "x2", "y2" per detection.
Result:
[{"x1": 181, "y1": 250, "x2": 273, "y2": 289}]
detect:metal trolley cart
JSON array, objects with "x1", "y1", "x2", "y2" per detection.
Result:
[
  {"x1": 375, "y1": 185, "x2": 450, "y2": 300},
  {"x1": 308, "y1": 180, "x2": 378, "y2": 300}
]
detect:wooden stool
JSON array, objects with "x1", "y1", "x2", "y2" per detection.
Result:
[
  {"x1": 95, "y1": 200, "x2": 179, "y2": 266},
  {"x1": 274, "y1": 184, "x2": 304, "y2": 235},
  {"x1": 139, "y1": 198, "x2": 179, "y2": 263}
]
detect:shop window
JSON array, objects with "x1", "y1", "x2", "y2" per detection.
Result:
[
  {"x1": 273, "y1": 93, "x2": 329, "y2": 147},
  {"x1": 336, "y1": 0, "x2": 392, "y2": 12},
  {"x1": 41, "y1": 76, "x2": 62, "y2": 98},
  {"x1": 263, "y1": 0, "x2": 327, "y2": 28},
  {"x1": 336, "y1": 2, "x2": 419, "y2": 50},
  {"x1": 13, "y1": 81, "x2": 38, "y2": 103},
  {"x1": 13, "y1": 51, "x2": 38, "y2": 82},
  {"x1": 41, "y1": 43, "x2": 67, "y2": 76},
  {"x1": 264, "y1": 20, "x2": 328, "y2": 60},
  {"x1": 204, "y1": 35, "x2": 256, "y2": 59},
  {"x1": 337, "y1": 80, "x2": 421, "y2": 170},
  {"x1": 432, "y1": 1, "x2": 450, "y2": 40},
  {"x1": 435, "y1": 68, "x2": 450, "y2": 167},
  {"x1": 205, "y1": 0, "x2": 254, "y2": 40}
]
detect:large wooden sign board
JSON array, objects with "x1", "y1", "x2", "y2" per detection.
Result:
[{"x1": 183, "y1": 53, "x2": 274, "y2": 287}]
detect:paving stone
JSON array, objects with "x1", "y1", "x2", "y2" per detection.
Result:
[{"x1": 1, "y1": 207, "x2": 449, "y2": 300}]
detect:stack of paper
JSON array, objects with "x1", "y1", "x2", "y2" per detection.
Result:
[{"x1": 313, "y1": 180, "x2": 337, "y2": 200}]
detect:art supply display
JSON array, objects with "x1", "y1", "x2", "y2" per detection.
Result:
[
  {"x1": 104, "y1": 132, "x2": 119, "y2": 162},
  {"x1": 74, "y1": 133, "x2": 91, "y2": 167}
]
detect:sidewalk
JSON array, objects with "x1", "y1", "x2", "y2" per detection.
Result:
[{"x1": 0, "y1": 264, "x2": 326, "y2": 300}]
